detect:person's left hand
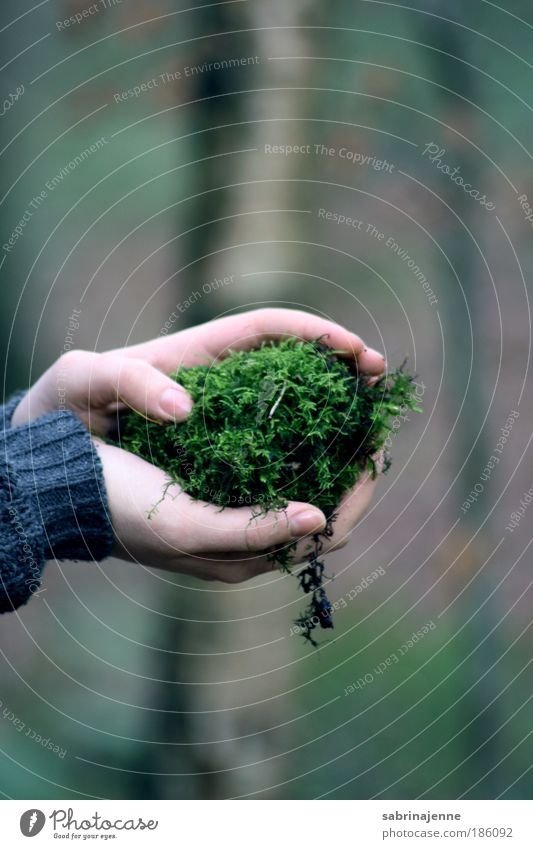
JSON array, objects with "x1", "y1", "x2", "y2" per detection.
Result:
[{"x1": 11, "y1": 308, "x2": 385, "y2": 433}]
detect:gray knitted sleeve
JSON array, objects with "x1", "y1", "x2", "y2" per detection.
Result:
[{"x1": 0, "y1": 393, "x2": 115, "y2": 613}]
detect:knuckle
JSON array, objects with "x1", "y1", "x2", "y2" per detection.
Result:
[
  {"x1": 236, "y1": 320, "x2": 261, "y2": 348},
  {"x1": 251, "y1": 307, "x2": 279, "y2": 328},
  {"x1": 98, "y1": 352, "x2": 128, "y2": 374},
  {"x1": 100, "y1": 354, "x2": 146, "y2": 394},
  {"x1": 59, "y1": 349, "x2": 93, "y2": 374},
  {"x1": 249, "y1": 307, "x2": 269, "y2": 320}
]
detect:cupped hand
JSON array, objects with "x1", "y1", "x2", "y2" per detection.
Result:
[
  {"x1": 12, "y1": 308, "x2": 385, "y2": 431},
  {"x1": 93, "y1": 440, "x2": 379, "y2": 582}
]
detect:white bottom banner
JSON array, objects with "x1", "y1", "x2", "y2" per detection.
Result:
[{"x1": 1, "y1": 799, "x2": 532, "y2": 847}]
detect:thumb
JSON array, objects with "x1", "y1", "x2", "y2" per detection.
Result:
[
  {"x1": 94, "y1": 354, "x2": 193, "y2": 422},
  {"x1": 181, "y1": 498, "x2": 327, "y2": 553}
]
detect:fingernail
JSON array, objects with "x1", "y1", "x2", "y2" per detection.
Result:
[
  {"x1": 159, "y1": 388, "x2": 193, "y2": 419},
  {"x1": 289, "y1": 509, "x2": 326, "y2": 536},
  {"x1": 375, "y1": 448, "x2": 386, "y2": 474}
]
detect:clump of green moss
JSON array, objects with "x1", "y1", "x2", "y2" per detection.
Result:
[{"x1": 120, "y1": 338, "x2": 421, "y2": 644}]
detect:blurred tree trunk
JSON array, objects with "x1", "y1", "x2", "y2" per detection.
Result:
[
  {"x1": 147, "y1": 3, "x2": 308, "y2": 799},
  {"x1": 421, "y1": 2, "x2": 505, "y2": 797}
]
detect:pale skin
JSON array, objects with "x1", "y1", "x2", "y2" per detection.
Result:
[{"x1": 12, "y1": 308, "x2": 385, "y2": 583}]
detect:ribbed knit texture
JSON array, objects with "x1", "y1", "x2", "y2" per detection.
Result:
[{"x1": 0, "y1": 393, "x2": 114, "y2": 612}]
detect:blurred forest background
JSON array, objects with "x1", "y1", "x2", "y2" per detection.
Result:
[{"x1": 0, "y1": 0, "x2": 532, "y2": 799}]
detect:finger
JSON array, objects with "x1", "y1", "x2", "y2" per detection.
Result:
[
  {"x1": 120, "y1": 309, "x2": 368, "y2": 372},
  {"x1": 338, "y1": 452, "x2": 384, "y2": 519},
  {"x1": 90, "y1": 354, "x2": 193, "y2": 422},
  {"x1": 326, "y1": 470, "x2": 378, "y2": 548},
  {"x1": 196, "y1": 467, "x2": 378, "y2": 568},
  {"x1": 156, "y1": 550, "x2": 278, "y2": 583},
  {"x1": 358, "y1": 346, "x2": 386, "y2": 375},
  {"x1": 203, "y1": 309, "x2": 367, "y2": 360},
  {"x1": 208, "y1": 464, "x2": 378, "y2": 566},
  {"x1": 180, "y1": 498, "x2": 327, "y2": 553},
  {"x1": 198, "y1": 310, "x2": 386, "y2": 376}
]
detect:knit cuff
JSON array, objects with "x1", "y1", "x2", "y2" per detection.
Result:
[{"x1": 2, "y1": 410, "x2": 115, "y2": 564}]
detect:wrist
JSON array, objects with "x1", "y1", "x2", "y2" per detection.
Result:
[
  {"x1": 3, "y1": 391, "x2": 29, "y2": 429},
  {"x1": 10, "y1": 397, "x2": 29, "y2": 428},
  {"x1": 3, "y1": 410, "x2": 114, "y2": 563}
]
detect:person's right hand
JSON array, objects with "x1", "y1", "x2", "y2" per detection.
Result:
[{"x1": 94, "y1": 440, "x2": 378, "y2": 583}]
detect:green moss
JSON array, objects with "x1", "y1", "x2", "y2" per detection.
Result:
[{"x1": 119, "y1": 338, "x2": 421, "y2": 644}]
